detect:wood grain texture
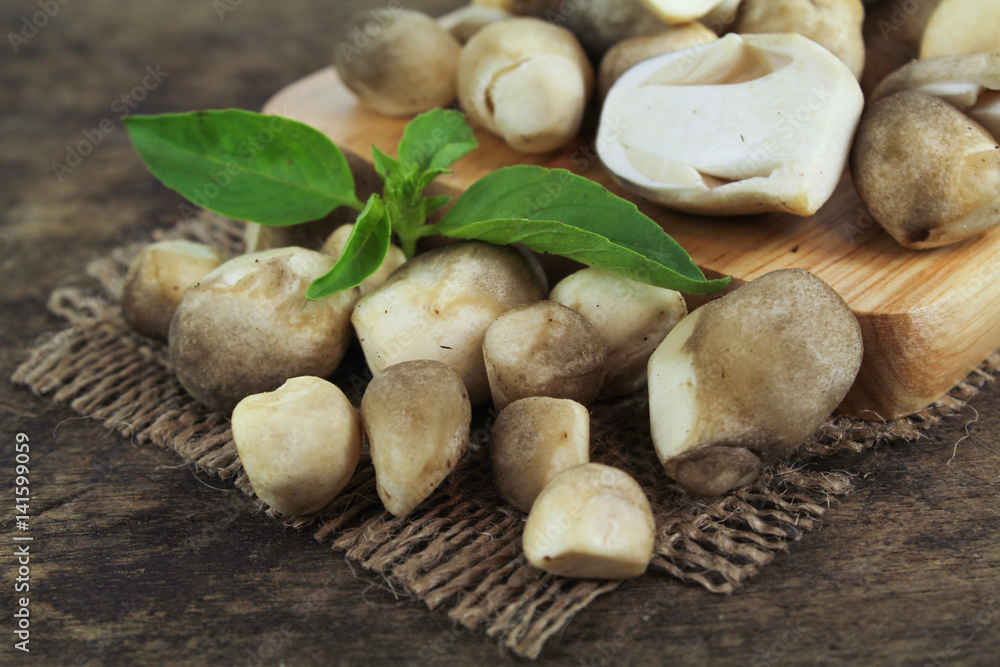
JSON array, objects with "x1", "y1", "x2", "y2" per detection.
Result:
[
  {"x1": 263, "y1": 67, "x2": 1000, "y2": 419},
  {"x1": 1, "y1": 1, "x2": 999, "y2": 665}
]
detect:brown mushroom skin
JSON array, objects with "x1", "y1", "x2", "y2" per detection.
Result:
[
  {"x1": 672, "y1": 446, "x2": 761, "y2": 497},
  {"x1": 851, "y1": 90, "x2": 1000, "y2": 249},
  {"x1": 334, "y1": 10, "x2": 461, "y2": 117},
  {"x1": 483, "y1": 301, "x2": 607, "y2": 411},
  {"x1": 361, "y1": 360, "x2": 472, "y2": 517},
  {"x1": 490, "y1": 397, "x2": 590, "y2": 512},
  {"x1": 169, "y1": 248, "x2": 358, "y2": 412}
]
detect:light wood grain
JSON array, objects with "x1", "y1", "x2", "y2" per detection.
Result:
[{"x1": 264, "y1": 67, "x2": 1000, "y2": 419}]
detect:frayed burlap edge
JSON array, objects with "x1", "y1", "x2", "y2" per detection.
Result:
[{"x1": 11, "y1": 212, "x2": 999, "y2": 659}]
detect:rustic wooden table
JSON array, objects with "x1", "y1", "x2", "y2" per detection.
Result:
[{"x1": 2, "y1": 1, "x2": 998, "y2": 664}]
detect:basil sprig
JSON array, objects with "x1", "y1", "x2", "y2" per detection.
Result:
[{"x1": 125, "y1": 108, "x2": 729, "y2": 299}]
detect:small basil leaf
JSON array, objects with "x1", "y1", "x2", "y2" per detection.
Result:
[
  {"x1": 125, "y1": 110, "x2": 362, "y2": 226},
  {"x1": 437, "y1": 165, "x2": 729, "y2": 295},
  {"x1": 372, "y1": 145, "x2": 402, "y2": 181},
  {"x1": 398, "y1": 109, "x2": 478, "y2": 172},
  {"x1": 306, "y1": 195, "x2": 390, "y2": 300}
]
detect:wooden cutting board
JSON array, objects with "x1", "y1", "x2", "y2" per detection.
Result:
[{"x1": 263, "y1": 67, "x2": 1000, "y2": 419}]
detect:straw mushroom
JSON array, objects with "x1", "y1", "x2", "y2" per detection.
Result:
[
  {"x1": 320, "y1": 223, "x2": 406, "y2": 296},
  {"x1": 734, "y1": 0, "x2": 866, "y2": 79},
  {"x1": 647, "y1": 269, "x2": 863, "y2": 496},
  {"x1": 457, "y1": 18, "x2": 593, "y2": 153},
  {"x1": 334, "y1": 9, "x2": 461, "y2": 116},
  {"x1": 920, "y1": 0, "x2": 1000, "y2": 59},
  {"x1": 598, "y1": 23, "x2": 719, "y2": 99},
  {"x1": 121, "y1": 240, "x2": 224, "y2": 340},
  {"x1": 869, "y1": 52, "x2": 1000, "y2": 141},
  {"x1": 244, "y1": 148, "x2": 381, "y2": 253},
  {"x1": 232, "y1": 376, "x2": 361, "y2": 516},
  {"x1": 361, "y1": 360, "x2": 472, "y2": 517},
  {"x1": 523, "y1": 463, "x2": 655, "y2": 579},
  {"x1": 169, "y1": 248, "x2": 358, "y2": 411},
  {"x1": 352, "y1": 241, "x2": 547, "y2": 406},
  {"x1": 851, "y1": 90, "x2": 1000, "y2": 249},
  {"x1": 550, "y1": 269, "x2": 687, "y2": 398},
  {"x1": 490, "y1": 397, "x2": 590, "y2": 512},
  {"x1": 598, "y1": 33, "x2": 864, "y2": 216},
  {"x1": 483, "y1": 301, "x2": 606, "y2": 411}
]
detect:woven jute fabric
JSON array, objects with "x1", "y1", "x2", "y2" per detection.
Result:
[{"x1": 12, "y1": 212, "x2": 1000, "y2": 659}]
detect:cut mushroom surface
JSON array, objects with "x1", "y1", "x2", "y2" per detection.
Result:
[{"x1": 598, "y1": 32, "x2": 864, "y2": 216}]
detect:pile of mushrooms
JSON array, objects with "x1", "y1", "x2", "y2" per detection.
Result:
[{"x1": 115, "y1": 0, "x2": 1000, "y2": 581}]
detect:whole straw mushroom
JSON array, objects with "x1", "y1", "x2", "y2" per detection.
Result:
[
  {"x1": 361, "y1": 360, "x2": 472, "y2": 517},
  {"x1": 647, "y1": 269, "x2": 863, "y2": 497},
  {"x1": 458, "y1": 18, "x2": 594, "y2": 153},
  {"x1": 851, "y1": 90, "x2": 1000, "y2": 249},
  {"x1": 169, "y1": 248, "x2": 358, "y2": 412},
  {"x1": 121, "y1": 240, "x2": 224, "y2": 340},
  {"x1": 482, "y1": 301, "x2": 607, "y2": 411},
  {"x1": 334, "y1": 9, "x2": 461, "y2": 116},
  {"x1": 437, "y1": 4, "x2": 511, "y2": 43},
  {"x1": 734, "y1": 0, "x2": 866, "y2": 79},
  {"x1": 232, "y1": 376, "x2": 361, "y2": 516},
  {"x1": 598, "y1": 33, "x2": 863, "y2": 216},
  {"x1": 352, "y1": 241, "x2": 547, "y2": 406},
  {"x1": 490, "y1": 396, "x2": 590, "y2": 513}
]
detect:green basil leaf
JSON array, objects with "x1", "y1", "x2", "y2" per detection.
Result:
[
  {"x1": 371, "y1": 145, "x2": 402, "y2": 181},
  {"x1": 423, "y1": 195, "x2": 453, "y2": 217},
  {"x1": 437, "y1": 166, "x2": 729, "y2": 295},
  {"x1": 306, "y1": 195, "x2": 390, "y2": 300},
  {"x1": 397, "y1": 109, "x2": 478, "y2": 172},
  {"x1": 125, "y1": 110, "x2": 362, "y2": 226}
]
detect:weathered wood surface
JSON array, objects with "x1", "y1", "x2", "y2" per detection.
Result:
[{"x1": 1, "y1": 1, "x2": 998, "y2": 664}]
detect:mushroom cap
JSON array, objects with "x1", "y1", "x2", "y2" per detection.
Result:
[
  {"x1": 734, "y1": 0, "x2": 866, "y2": 79},
  {"x1": 598, "y1": 32, "x2": 864, "y2": 216},
  {"x1": 333, "y1": 9, "x2": 461, "y2": 116},
  {"x1": 121, "y1": 240, "x2": 224, "y2": 340},
  {"x1": 458, "y1": 17, "x2": 593, "y2": 153},
  {"x1": 169, "y1": 247, "x2": 358, "y2": 411},
  {"x1": 438, "y1": 4, "x2": 511, "y2": 43},
  {"x1": 232, "y1": 376, "x2": 361, "y2": 516},
  {"x1": 648, "y1": 268, "x2": 863, "y2": 493},
  {"x1": 490, "y1": 396, "x2": 590, "y2": 513},
  {"x1": 351, "y1": 241, "x2": 547, "y2": 405},
  {"x1": 361, "y1": 359, "x2": 472, "y2": 517},
  {"x1": 483, "y1": 300, "x2": 607, "y2": 410},
  {"x1": 851, "y1": 89, "x2": 1000, "y2": 249}
]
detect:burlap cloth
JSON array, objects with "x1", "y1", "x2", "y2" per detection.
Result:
[{"x1": 12, "y1": 212, "x2": 999, "y2": 659}]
